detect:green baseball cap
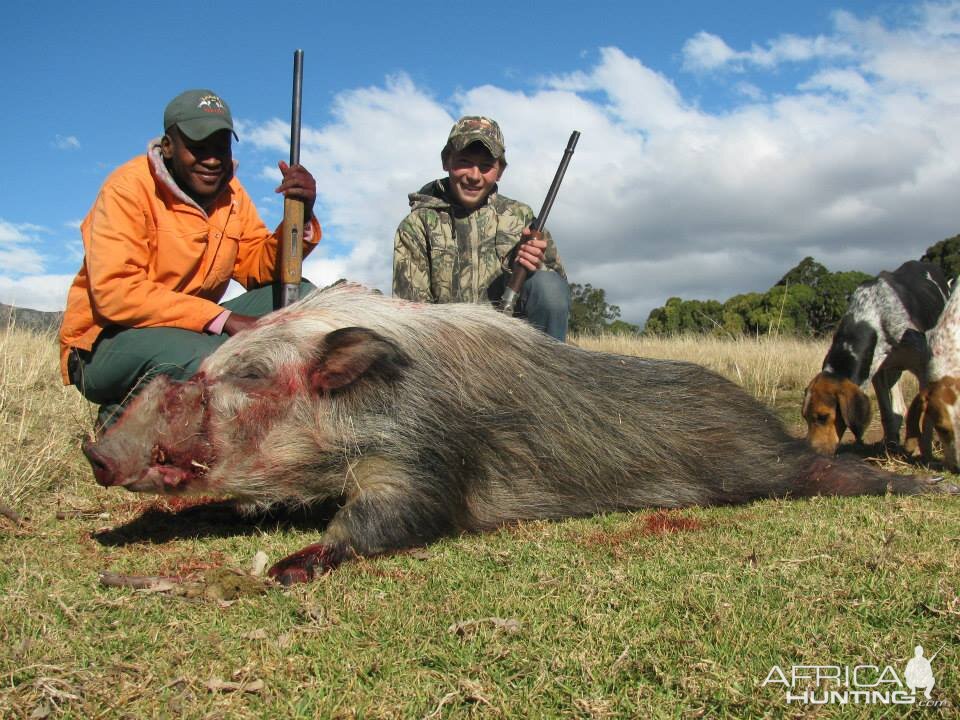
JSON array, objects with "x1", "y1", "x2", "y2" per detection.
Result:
[
  {"x1": 163, "y1": 89, "x2": 238, "y2": 141},
  {"x1": 444, "y1": 115, "x2": 506, "y2": 161}
]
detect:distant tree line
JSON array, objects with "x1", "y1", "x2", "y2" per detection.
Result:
[
  {"x1": 644, "y1": 257, "x2": 871, "y2": 337},
  {"x1": 569, "y1": 232, "x2": 960, "y2": 337}
]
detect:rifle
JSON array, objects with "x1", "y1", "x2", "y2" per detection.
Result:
[
  {"x1": 500, "y1": 130, "x2": 580, "y2": 315},
  {"x1": 280, "y1": 49, "x2": 305, "y2": 307}
]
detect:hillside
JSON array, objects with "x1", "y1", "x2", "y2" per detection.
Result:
[{"x1": 1, "y1": 303, "x2": 62, "y2": 334}]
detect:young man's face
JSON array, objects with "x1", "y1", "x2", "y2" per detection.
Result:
[
  {"x1": 443, "y1": 143, "x2": 504, "y2": 210},
  {"x1": 161, "y1": 127, "x2": 233, "y2": 206}
]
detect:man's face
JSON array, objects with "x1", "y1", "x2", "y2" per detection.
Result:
[
  {"x1": 161, "y1": 127, "x2": 233, "y2": 206},
  {"x1": 443, "y1": 144, "x2": 503, "y2": 210}
]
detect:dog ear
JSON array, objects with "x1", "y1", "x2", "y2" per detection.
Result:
[
  {"x1": 903, "y1": 390, "x2": 928, "y2": 457},
  {"x1": 801, "y1": 381, "x2": 813, "y2": 419},
  {"x1": 837, "y1": 381, "x2": 871, "y2": 442}
]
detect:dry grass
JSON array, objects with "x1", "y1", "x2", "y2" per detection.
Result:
[
  {"x1": 0, "y1": 324, "x2": 94, "y2": 512},
  {"x1": 573, "y1": 331, "x2": 827, "y2": 405},
  {"x1": 573, "y1": 331, "x2": 921, "y2": 439},
  {"x1": 1, "y1": 325, "x2": 957, "y2": 718}
]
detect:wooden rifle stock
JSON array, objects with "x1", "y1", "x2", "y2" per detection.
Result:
[
  {"x1": 281, "y1": 49, "x2": 305, "y2": 307},
  {"x1": 500, "y1": 130, "x2": 580, "y2": 315}
]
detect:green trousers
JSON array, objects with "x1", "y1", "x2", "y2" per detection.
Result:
[{"x1": 70, "y1": 282, "x2": 314, "y2": 409}]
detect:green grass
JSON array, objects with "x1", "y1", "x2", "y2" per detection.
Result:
[{"x1": 1, "y1": 327, "x2": 958, "y2": 718}]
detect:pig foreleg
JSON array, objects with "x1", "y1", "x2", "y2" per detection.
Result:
[
  {"x1": 268, "y1": 471, "x2": 456, "y2": 585},
  {"x1": 267, "y1": 542, "x2": 348, "y2": 585}
]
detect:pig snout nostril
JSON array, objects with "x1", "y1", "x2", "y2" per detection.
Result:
[{"x1": 82, "y1": 440, "x2": 117, "y2": 487}]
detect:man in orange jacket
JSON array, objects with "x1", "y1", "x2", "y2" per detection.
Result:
[{"x1": 59, "y1": 89, "x2": 321, "y2": 431}]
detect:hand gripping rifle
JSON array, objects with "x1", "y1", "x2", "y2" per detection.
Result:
[
  {"x1": 499, "y1": 130, "x2": 580, "y2": 316},
  {"x1": 280, "y1": 49, "x2": 305, "y2": 308}
]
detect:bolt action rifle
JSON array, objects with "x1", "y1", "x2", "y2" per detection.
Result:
[
  {"x1": 499, "y1": 130, "x2": 580, "y2": 316},
  {"x1": 281, "y1": 49, "x2": 305, "y2": 307}
]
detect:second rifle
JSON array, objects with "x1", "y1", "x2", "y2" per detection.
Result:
[{"x1": 500, "y1": 130, "x2": 580, "y2": 316}]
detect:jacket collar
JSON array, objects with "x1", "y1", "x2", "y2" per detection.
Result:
[{"x1": 408, "y1": 178, "x2": 499, "y2": 213}]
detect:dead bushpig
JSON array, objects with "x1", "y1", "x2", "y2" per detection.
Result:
[{"x1": 82, "y1": 284, "x2": 952, "y2": 584}]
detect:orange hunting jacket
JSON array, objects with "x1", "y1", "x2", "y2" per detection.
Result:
[{"x1": 59, "y1": 141, "x2": 321, "y2": 383}]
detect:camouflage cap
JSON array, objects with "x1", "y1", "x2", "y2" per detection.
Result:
[
  {"x1": 444, "y1": 116, "x2": 505, "y2": 160},
  {"x1": 163, "y1": 89, "x2": 238, "y2": 141}
]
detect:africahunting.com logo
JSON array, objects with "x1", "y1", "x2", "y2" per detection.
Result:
[{"x1": 761, "y1": 644, "x2": 949, "y2": 708}]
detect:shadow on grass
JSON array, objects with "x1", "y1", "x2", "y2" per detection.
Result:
[
  {"x1": 92, "y1": 498, "x2": 341, "y2": 547},
  {"x1": 836, "y1": 440, "x2": 925, "y2": 464}
]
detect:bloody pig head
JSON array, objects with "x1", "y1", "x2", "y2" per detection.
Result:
[{"x1": 83, "y1": 374, "x2": 216, "y2": 494}]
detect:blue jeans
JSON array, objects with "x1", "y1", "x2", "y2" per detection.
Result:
[{"x1": 518, "y1": 271, "x2": 571, "y2": 341}]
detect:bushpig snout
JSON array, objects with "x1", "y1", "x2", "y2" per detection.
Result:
[{"x1": 83, "y1": 439, "x2": 120, "y2": 487}]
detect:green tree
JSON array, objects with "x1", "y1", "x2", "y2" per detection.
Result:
[
  {"x1": 921, "y1": 233, "x2": 960, "y2": 280},
  {"x1": 774, "y1": 257, "x2": 870, "y2": 334},
  {"x1": 805, "y1": 270, "x2": 871, "y2": 334},
  {"x1": 746, "y1": 283, "x2": 817, "y2": 335},
  {"x1": 775, "y1": 256, "x2": 829, "y2": 288},
  {"x1": 644, "y1": 297, "x2": 725, "y2": 335},
  {"x1": 569, "y1": 283, "x2": 639, "y2": 335},
  {"x1": 644, "y1": 256, "x2": 875, "y2": 337}
]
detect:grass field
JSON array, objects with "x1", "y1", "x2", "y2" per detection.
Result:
[{"x1": 1, "y1": 325, "x2": 957, "y2": 718}]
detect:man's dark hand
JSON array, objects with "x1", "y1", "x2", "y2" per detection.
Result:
[
  {"x1": 276, "y1": 161, "x2": 317, "y2": 222},
  {"x1": 223, "y1": 313, "x2": 259, "y2": 336}
]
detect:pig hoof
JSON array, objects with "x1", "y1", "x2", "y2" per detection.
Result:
[
  {"x1": 912, "y1": 475, "x2": 960, "y2": 495},
  {"x1": 267, "y1": 542, "x2": 343, "y2": 585},
  {"x1": 274, "y1": 567, "x2": 312, "y2": 586}
]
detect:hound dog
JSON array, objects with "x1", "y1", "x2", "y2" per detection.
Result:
[
  {"x1": 905, "y1": 276, "x2": 960, "y2": 470},
  {"x1": 803, "y1": 260, "x2": 949, "y2": 455}
]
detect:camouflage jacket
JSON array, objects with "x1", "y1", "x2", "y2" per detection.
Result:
[{"x1": 392, "y1": 179, "x2": 565, "y2": 304}]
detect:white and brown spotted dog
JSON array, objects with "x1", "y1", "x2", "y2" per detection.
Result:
[
  {"x1": 905, "y1": 277, "x2": 960, "y2": 470},
  {"x1": 803, "y1": 260, "x2": 949, "y2": 455}
]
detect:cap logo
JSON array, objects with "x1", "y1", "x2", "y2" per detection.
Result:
[{"x1": 196, "y1": 94, "x2": 226, "y2": 114}]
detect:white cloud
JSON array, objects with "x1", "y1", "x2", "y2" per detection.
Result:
[
  {"x1": 0, "y1": 274, "x2": 74, "y2": 311},
  {"x1": 53, "y1": 134, "x2": 81, "y2": 150},
  {"x1": 246, "y1": 74, "x2": 455, "y2": 293},
  {"x1": 0, "y1": 220, "x2": 47, "y2": 275},
  {"x1": 682, "y1": 30, "x2": 855, "y2": 72},
  {"x1": 0, "y1": 222, "x2": 81, "y2": 310},
  {"x1": 233, "y1": 5, "x2": 960, "y2": 325},
  {"x1": 11, "y1": 3, "x2": 960, "y2": 327},
  {"x1": 682, "y1": 31, "x2": 738, "y2": 71}
]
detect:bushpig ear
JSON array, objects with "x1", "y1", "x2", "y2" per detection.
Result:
[
  {"x1": 308, "y1": 327, "x2": 409, "y2": 393},
  {"x1": 837, "y1": 381, "x2": 871, "y2": 440}
]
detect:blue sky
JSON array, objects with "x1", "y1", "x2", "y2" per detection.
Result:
[{"x1": 2, "y1": 0, "x2": 959, "y2": 324}]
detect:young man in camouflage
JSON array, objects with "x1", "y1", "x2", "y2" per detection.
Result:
[{"x1": 392, "y1": 116, "x2": 571, "y2": 340}]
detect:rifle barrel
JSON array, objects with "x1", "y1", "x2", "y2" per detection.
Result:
[
  {"x1": 281, "y1": 49, "x2": 305, "y2": 308},
  {"x1": 531, "y1": 130, "x2": 580, "y2": 232},
  {"x1": 290, "y1": 49, "x2": 304, "y2": 165}
]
